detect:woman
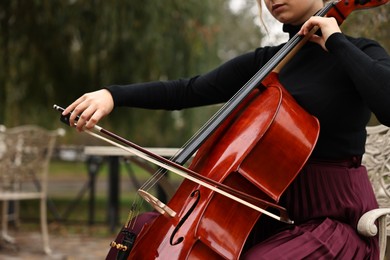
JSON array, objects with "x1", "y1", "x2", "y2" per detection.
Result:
[{"x1": 64, "y1": 0, "x2": 390, "y2": 258}]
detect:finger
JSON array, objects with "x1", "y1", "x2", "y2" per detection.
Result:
[
  {"x1": 85, "y1": 110, "x2": 105, "y2": 129},
  {"x1": 63, "y1": 96, "x2": 85, "y2": 116},
  {"x1": 299, "y1": 22, "x2": 314, "y2": 36},
  {"x1": 67, "y1": 103, "x2": 89, "y2": 130},
  {"x1": 299, "y1": 16, "x2": 324, "y2": 35},
  {"x1": 309, "y1": 34, "x2": 322, "y2": 46},
  {"x1": 74, "y1": 105, "x2": 95, "y2": 131},
  {"x1": 304, "y1": 23, "x2": 317, "y2": 35}
]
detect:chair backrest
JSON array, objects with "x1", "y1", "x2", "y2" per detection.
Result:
[
  {"x1": 0, "y1": 125, "x2": 63, "y2": 194},
  {"x1": 363, "y1": 124, "x2": 390, "y2": 207}
]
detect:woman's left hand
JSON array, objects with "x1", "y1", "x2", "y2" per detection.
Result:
[{"x1": 298, "y1": 16, "x2": 341, "y2": 51}]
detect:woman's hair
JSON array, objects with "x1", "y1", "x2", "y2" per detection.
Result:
[{"x1": 256, "y1": 0, "x2": 266, "y2": 32}]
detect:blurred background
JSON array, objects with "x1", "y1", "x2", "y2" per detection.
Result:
[
  {"x1": 0, "y1": 0, "x2": 389, "y2": 258},
  {"x1": 1, "y1": 0, "x2": 388, "y2": 146}
]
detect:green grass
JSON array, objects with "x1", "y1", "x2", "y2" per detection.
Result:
[
  {"x1": 48, "y1": 158, "x2": 185, "y2": 181},
  {"x1": 20, "y1": 195, "x2": 153, "y2": 226},
  {"x1": 14, "y1": 159, "x2": 182, "y2": 236}
]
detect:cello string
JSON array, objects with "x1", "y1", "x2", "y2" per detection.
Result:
[
  {"x1": 66, "y1": 0, "x2": 330, "y2": 218},
  {"x1": 56, "y1": 2, "x2": 336, "y2": 228},
  {"x1": 122, "y1": 2, "x2": 336, "y2": 193},
  {"x1": 87, "y1": 1, "x2": 335, "y2": 201},
  {"x1": 131, "y1": 0, "x2": 337, "y2": 213},
  {"x1": 141, "y1": 1, "x2": 336, "y2": 189}
]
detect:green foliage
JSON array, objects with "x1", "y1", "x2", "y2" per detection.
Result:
[
  {"x1": 0, "y1": 0, "x2": 261, "y2": 146},
  {"x1": 342, "y1": 4, "x2": 390, "y2": 53}
]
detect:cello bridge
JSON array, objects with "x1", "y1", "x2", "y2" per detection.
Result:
[{"x1": 138, "y1": 189, "x2": 176, "y2": 218}]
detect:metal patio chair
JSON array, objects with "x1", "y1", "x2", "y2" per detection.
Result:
[{"x1": 0, "y1": 125, "x2": 63, "y2": 254}]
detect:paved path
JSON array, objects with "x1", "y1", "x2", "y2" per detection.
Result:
[
  {"x1": 0, "y1": 230, "x2": 112, "y2": 260},
  {"x1": 2, "y1": 224, "x2": 389, "y2": 259}
]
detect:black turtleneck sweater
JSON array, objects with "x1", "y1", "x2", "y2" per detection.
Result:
[{"x1": 107, "y1": 24, "x2": 390, "y2": 159}]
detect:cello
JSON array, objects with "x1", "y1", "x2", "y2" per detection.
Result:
[{"x1": 55, "y1": 0, "x2": 389, "y2": 259}]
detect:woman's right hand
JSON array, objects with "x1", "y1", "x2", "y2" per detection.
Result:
[{"x1": 62, "y1": 89, "x2": 114, "y2": 131}]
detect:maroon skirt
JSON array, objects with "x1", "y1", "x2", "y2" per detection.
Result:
[{"x1": 242, "y1": 159, "x2": 379, "y2": 259}]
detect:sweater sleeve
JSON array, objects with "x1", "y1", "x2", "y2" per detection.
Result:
[
  {"x1": 325, "y1": 33, "x2": 390, "y2": 125},
  {"x1": 106, "y1": 48, "x2": 273, "y2": 110}
]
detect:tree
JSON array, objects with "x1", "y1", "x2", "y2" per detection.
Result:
[{"x1": 0, "y1": 0, "x2": 262, "y2": 146}]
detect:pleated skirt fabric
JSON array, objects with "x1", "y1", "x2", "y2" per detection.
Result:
[{"x1": 242, "y1": 160, "x2": 379, "y2": 260}]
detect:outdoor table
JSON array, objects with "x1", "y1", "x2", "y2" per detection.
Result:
[{"x1": 83, "y1": 146, "x2": 181, "y2": 232}]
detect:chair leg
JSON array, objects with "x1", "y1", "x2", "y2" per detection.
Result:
[
  {"x1": 5, "y1": 201, "x2": 21, "y2": 228},
  {"x1": 378, "y1": 216, "x2": 387, "y2": 260},
  {"x1": 1, "y1": 200, "x2": 15, "y2": 243},
  {"x1": 13, "y1": 200, "x2": 21, "y2": 228},
  {"x1": 40, "y1": 197, "x2": 52, "y2": 255}
]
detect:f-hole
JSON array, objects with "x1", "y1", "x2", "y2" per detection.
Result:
[{"x1": 170, "y1": 190, "x2": 200, "y2": 246}]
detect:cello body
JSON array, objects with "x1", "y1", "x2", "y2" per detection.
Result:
[{"x1": 127, "y1": 73, "x2": 320, "y2": 259}]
